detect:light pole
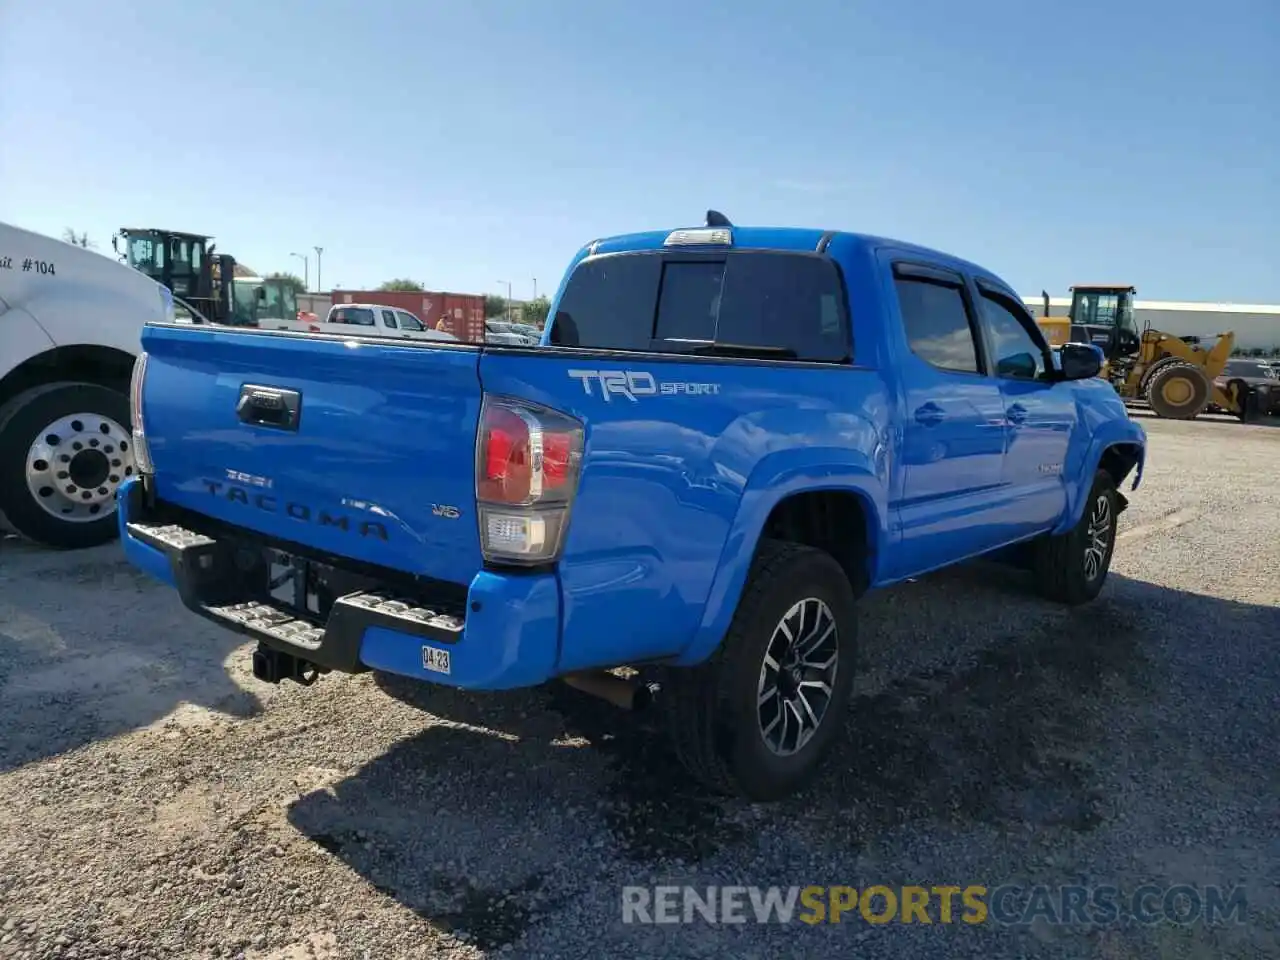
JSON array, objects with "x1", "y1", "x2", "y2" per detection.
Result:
[
  {"x1": 314, "y1": 246, "x2": 324, "y2": 292},
  {"x1": 497, "y1": 280, "x2": 512, "y2": 321},
  {"x1": 290, "y1": 252, "x2": 309, "y2": 291}
]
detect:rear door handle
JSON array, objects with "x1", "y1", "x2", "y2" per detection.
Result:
[
  {"x1": 1007, "y1": 403, "x2": 1028, "y2": 425},
  {"x1": 914, "y1": 402, "x2": 945, "y2": 426}
]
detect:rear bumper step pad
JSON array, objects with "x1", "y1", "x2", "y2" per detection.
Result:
[{"x1": 126, "y1": 520, "x2": 464, "y2": 673}]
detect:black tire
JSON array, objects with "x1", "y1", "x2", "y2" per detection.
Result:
[
  {"x1": 1146, "y1": 363, "x2": 1209, "y2": 419},
  {"x1": 1138, "y1": 357, "x2": 1189, "y2": 398},
  {"x1": 1031, "y1": 470, "x2": 1119, "y2": 606},
  {"x1": 1226, "y1": 378, "x2": 1256, "y2": 422},
  {"x1": 0, "y1": 382, "x2": 133, "y2": 549},
  {"x1": 663, "y1": 539, "x2": 858, "y2": 801}
]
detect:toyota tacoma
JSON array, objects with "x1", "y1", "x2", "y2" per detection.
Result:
[{"x1": 118, "y1": 213, "x2": 1147, "y2": 800}]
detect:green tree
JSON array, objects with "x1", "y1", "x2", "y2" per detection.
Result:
[
  {"x1": 523, "y1": 295, "x2": 551, "y2": 329},
  {"x1": 62, "y1": 228, "x2": 94, "y2": 248},
  {"x1": 378, "y1": 279, "x2": 424, "y2": 292},
  {"x1": 484, "y1": 294, "x2": 507, "y2": 318},
  {"x1": 266, "y1": 272, "x2": 307, "y2": 294}
]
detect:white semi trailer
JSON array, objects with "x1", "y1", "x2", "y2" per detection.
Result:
[{"x1": 0, "y1": 221, "x2": 173, "y2": 548}]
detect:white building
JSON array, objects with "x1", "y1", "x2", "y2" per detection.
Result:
[{"x1": 1022, "y1": 295, "x2": 1280, "y2": 352}]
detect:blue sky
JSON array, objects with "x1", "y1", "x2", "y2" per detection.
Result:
[{"x1": 2, "y1": 0, "x2": 1276, "y2": 303}]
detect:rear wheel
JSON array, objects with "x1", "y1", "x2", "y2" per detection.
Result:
[
  {"x1": 0, "y1": 382, "x2": 135, "y2": 549},
  {"x1": 664, "y1": 540, "x2": 858, "y2": 801},
  {"x1": 1146, "y1": 363, "x2": 1209, "y2": 419}
]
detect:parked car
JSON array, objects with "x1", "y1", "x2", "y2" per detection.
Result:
[
  {"x1": 484, "y1": 319, "x2": 537, "y2": 345},
  {"x1": 1210, "y1": 358, "x2": 1280, "y2": 416},
  {"x1": 263, "y1": 303, "x2": 457, "y2": 342},
  {"x1": 485, "y1": 331, "x2": 533, "y2": 346},
  {"x1": 119, "y1": 216, "x2": 1146, "y2": 801}
]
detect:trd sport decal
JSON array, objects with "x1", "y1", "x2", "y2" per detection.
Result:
[{"x1": 567, "y1": 369, "x2": 721, "y2": 402}]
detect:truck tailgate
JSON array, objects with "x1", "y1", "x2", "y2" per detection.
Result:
[{"x1": 139, "y1": 325, "x2": 484, "y2": 583}]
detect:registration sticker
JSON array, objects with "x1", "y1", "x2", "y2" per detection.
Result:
[{"x1": 422, "y1": 645, "x2": 452, "y2": 675}]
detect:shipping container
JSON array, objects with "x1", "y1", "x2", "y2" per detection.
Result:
[{"x1": 329, "y1": 290, "x2": 487, "y2": 342}]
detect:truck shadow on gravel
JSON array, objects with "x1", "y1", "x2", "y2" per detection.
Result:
[
  {"x1": 285, "y1": 565, "x2": 1279, "y2": 951},
  {"x1": 0, "y1": 540, "x2": 262, "y2": 772}
]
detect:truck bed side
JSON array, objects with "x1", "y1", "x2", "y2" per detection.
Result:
[{"x1": 478, "y1": 347, "x2": 893, "y2": 673}]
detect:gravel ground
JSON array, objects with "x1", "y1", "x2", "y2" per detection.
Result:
[{"x1": 2, "y1": 411, "x2": 1278, "y2": 959}]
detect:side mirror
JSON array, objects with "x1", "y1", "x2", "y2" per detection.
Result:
[
  {"x1": 1059, "y1": 342, "x2": 1104, "y2": 380},
  {"x1": 996, "y1": 351, "x2": 1038, "y2": 379}
]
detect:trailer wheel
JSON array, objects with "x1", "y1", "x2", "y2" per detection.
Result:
[
  {"x1": 0, "y1": 382, "x2": 135, "y2": 549},
  {"x1": 663, "y1": 539, "x2": 858, "y2": 801},
  {"x1": 1146, "y1": 363, "x2": 1209, "y2": 419}
]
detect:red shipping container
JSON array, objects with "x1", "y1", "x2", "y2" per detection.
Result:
[{"x1": 330, "y1": 290, "x2": 487, "y2": 342}]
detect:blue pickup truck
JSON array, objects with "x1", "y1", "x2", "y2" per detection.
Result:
[{"x1": 118, "y1": 214, "x2": 1146, "y2": 800}]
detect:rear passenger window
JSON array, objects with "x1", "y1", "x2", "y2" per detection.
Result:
[
  {"x1": 549, "y1": 251, "x2": 849, "y2": 362},
  {"x1": 382, "y1": 310, "x2": 398, "y2": 329},
  {"x1": 894, "y1": 278, "x2": 981, "y2": 374}
]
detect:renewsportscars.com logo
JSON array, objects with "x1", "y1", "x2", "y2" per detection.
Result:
[
  {"x1": 620, "y1": 884, "x2": 1249, "y2": 927},
  {"x1": 567, "y1": 369, "x2": 721, "y2": 402}
]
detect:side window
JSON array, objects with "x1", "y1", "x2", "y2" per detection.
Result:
[
  {"x1": 978, "y1": 293, "x2": 1048, "y2": 381},
  {"x1": 381, "y1": 310, "x2": 398, "y2": 329},
  {"x1": 398, "y1": 311, "x2": 424, "y2": 331},
  {"x1": 894, "y1": 277, "x2": 982, "y2": 374}
]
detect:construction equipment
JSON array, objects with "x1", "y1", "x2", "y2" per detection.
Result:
[
  {"x1": 1037, "y1": 284, "x2": 1249, "y2": 420},
  {"x1": 111, "y1": 228, "x2": 297, "y2": 328}
]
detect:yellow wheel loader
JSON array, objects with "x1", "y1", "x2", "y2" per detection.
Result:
[{"x1": 1037, "y1": 284, "x2": 1251, "y2": 421}]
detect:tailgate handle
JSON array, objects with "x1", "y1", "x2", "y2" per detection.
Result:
[{"x1": 237, "y1": 384, "x2": 301, "y2": 431}]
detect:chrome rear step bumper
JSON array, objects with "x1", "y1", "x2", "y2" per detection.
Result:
[{"x1": 126, "y1": 519, "x2": 465, "y2": 674}]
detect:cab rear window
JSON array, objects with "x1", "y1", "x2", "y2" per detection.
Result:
[
  {"x1": 329, "y1": 308, "x2": 375, "y2": 326},
  {"x1": 548, "y1": 251, "x2": 850, "y2": 362}
]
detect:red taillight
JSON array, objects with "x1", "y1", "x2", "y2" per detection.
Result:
[
  {"x1": 542, "y1": 431, "x2": 572, "y2": 488},
  {"x1": 477, "y1": 402, "x2": 580, "y2": 504},
  {"x1": 479, "y1": 405, "x2": 532, "y2": 503},
  {"x1": 475, "y1": 396, "x2": 584, "y2": 563}
]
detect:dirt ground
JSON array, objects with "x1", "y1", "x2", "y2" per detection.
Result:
[{"x1": 1, "y1": 411, "x2": 1278, "y2": 959}]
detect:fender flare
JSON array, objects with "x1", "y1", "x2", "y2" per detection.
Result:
[
  {"x1": 1053, "y1": 418, "x2": 1147, "y2": 535},
  {"x1": 0, "y1": 307, "x2": 57, "y2": 387},
  {"x1": 672, "y1": 449, "x2": 887, "y2": 667}
]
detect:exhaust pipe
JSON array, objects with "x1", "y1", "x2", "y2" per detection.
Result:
[{"x1": 561, "y1": 670, "x2": 654, "y2": 711}]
